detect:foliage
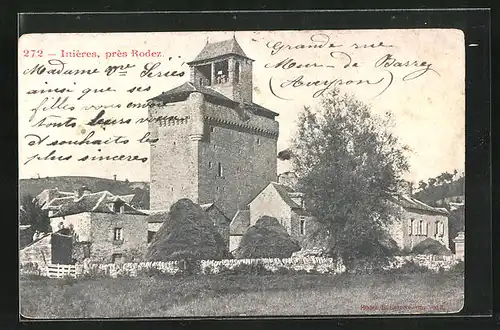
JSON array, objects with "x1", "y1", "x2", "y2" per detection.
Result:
[
  {"x1": 446, "y1": 260, "x2": 464, "y2": 275},
  {"x1": 290, "y1": 89, "x2": 409, "y2": 268},
  {"x1": 19, "y1": 194, "x2": 51, "y2": 233}
]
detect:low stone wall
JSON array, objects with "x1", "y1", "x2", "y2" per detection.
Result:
[
  {"x1": 386, "y1": 255, "x2": 461, "y2": 272},
  {"x1": 19, "y1": 254, "x2": 462, "y2": 279},
  {"x1": 200, "y1": 257, "x2": 346, "y2": 274}
]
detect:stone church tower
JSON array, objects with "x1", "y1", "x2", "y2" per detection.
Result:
[{"x1": 148, "y1": 36, "x2": 279, "y2": 219}]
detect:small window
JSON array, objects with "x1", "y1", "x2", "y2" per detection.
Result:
[
  {"x1": 119, "y1": 205, "x2": 125, "y2": 214},
  {"x1": 114, "y1": 228, "x2": 123, "y2": 241},
  {"x1": 256, "y1": 138, "x2": 261, "y2": 145},
  {"x1": 419, "y1": 220, "x2": 425, "y2": 236},
  {"x1": 171, "y1": 187, "x2": 174, "y2": 192},
  {"x1": 210, "y1": 126, "x2": 215, "y2": 132},
  {"x1": 83, "y1": 245, "x2": 90, "y2": 258},
  {"x1": 300, "y1": 219, "x2": 306, "y2": 235},
  {"x1": 173, "y1": 142, "x2": 176, "y2": 146},
  {"x1": 112, "y1": 253, "x2": 123, "y2": 264},
  {"x1": 147, "y1": 230, "x2": 156, "y2": 243},
  {"x1": 218, "y1": 162, "x2": 223, "y2": 177},
  {"x1": 409, "y1": 218, "x2": 414, "y2": 236},
  {"x1": 209, "y1": 161, "x2": 213, "y2": 169}
]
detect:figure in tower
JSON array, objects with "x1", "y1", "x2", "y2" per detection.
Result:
[{"x1": 148, "y1": 36, "x2": 280, "y2": 219}]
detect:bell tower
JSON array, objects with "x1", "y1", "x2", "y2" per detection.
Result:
[{"x1": 187, "y1": 35, "x2": 254, "y2": 104}]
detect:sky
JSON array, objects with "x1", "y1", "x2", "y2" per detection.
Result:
[{"x1": 18, "y1": 29, "x2": 465, "y2": 184}]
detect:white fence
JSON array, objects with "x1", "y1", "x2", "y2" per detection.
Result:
[{"x1": 19, "y1": 254, "x2": 463, "y2": 279}]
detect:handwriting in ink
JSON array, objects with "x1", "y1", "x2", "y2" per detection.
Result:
[{"x1": 23, "y1": 59, "x2": 99, "y2": 76}]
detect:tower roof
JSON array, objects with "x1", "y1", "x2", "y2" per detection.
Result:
[
  {"x1": 187, "y1": 37, "x2": 253, "y2": 65},
  {"x1": 148, "y1": 82, "x2": 279, "y2": 118}
]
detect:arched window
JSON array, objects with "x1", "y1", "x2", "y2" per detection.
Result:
[{"x1": 234, "y1": 62, "x2": 240, "y2": 83}]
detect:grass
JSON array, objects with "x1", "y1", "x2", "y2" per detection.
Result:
[{"x1": 20, "y1": 272, "x2": 464, "y2": 318}]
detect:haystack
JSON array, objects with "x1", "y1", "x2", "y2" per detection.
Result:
[
  {"x1": 412, "y1": 237, "x2": 452, "y2": 255},
  {"x1": 233, "y1": 216, "x2": 301, "y2": 259},
  {"x1": 145, "y1": 199, "x2": 230, "y2": 261}
]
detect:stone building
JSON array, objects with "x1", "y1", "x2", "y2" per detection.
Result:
[
  {"x1": 147, "y1": 36, "x2": 279, "y2": 220},
  {"x1": 229, "y1": 172, "x2": 314, "y2": 252},
  {"x1": 30, "y1": 188, "x2": 149, "y2": 264},
  {"x1": 386, "y1": 192, "x2": 451, "y2": 251}
]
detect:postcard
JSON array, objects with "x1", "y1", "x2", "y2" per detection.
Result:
[{"x1": 18, "y1": 29, "x2": 465, "y2": 318}]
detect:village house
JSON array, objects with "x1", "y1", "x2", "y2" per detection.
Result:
[
  {"x1": 229, "y1": 172, "x2": 314, "y2": 252},
  {"x1": 386, "y1": 191, "x2": 451, "y2": 251},
  {"x1": 20, "y1": 187, "x2": 148, "y2": 265}
]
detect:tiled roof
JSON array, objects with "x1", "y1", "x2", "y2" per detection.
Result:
[
  {"x1": 35, "y1": 188, "x2": 74, "y2": 207},
  {"x1": 46, "y1": 191, "x2": 146, "y2": 218},
  {"x1": 388, "y1": 193, "x2": 450, "y2": 215},
  {"x1": 230, "y1": 210, "x2": 250, "y2": 235},
  {"x1": 149, "y1": 82, "x2": 278, "y2": 119},
  {"x1": 271, "y1": 182, "x2": 302, "y2": 209},
  {"x1": 243, "y1": 102, "x2": 279, "y2": 118},
  {"x1": 188, "y1": 38, "x2": 251, "y2": 64},
  {"x1": 149, "y1": 82, "x2": 236, "y2": 105}
]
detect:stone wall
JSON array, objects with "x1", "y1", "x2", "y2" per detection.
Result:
[
  {"x1": 198, "y1": 102, "x2": 278, "y2": 219},
  {"x1": 21, "y1": 254, "x2": 462, "y2": 279},
  {"x1": 89, "y1": 213, "x2": 148, "y2": 263},
  {"x1": 149, "y1": 99, "x2": 199, "y2": 210},
  {"x1": 19, "y1": 234, "x2": 52, "y2": 265},
  {"x1": 50, "y1": 213, "x2": 92, "y2": 242},
  {"x1": 387, "y1": 207, "x2": 450, "y2": 251}
]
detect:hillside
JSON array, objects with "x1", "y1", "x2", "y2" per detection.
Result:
[
  {"x1": 414, "y1": 177, "x2": 465, "y2": 204},
  {"x1": 19, "y1": 176, "x2": 150, "y2": 209}
]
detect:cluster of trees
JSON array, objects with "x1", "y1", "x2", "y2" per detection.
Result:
[{"x1": 416, "y1": 170, "x2": 464, "y2": 192}]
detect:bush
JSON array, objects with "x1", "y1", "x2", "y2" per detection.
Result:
[
  {"x1": 217, "y1": 261, "x2": 273, "y2": 276},
  {"x1": 446, "y1": 260, "x2": 464, "y2": 275},
  {"x1": 388, "y1": 260, "x2": 432, "y2": 274}
]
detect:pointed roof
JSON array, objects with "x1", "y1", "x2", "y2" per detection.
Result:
[
  {"x1": 230, "y1": 209, "x2": 250, "y2": 236},
  {"x1": 270, "y1": 182, "x2": 302, "y2": 209},
  {"x1": 149, "y1": 82, "x2": 235, "y2": 105},
  {"x1": 148, "y1": 82, "x2": 279, "y2": 119},
  {"x1": 387, "y1": 193, "x2": 450, "y2": 216},
  {"x1": 188, "y1": 38, "x2": 252, "y2": 65},
  {"x1": 44, "y1": 191, "x2": 146, "y2": 217}
]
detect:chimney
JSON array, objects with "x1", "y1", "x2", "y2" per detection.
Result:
[{"x1": 113, "y1": 174, "x2": 117, "y2": 181}]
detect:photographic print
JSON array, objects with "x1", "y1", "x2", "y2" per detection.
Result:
[{"x1": 18, "y1": 29, "x2": 465, "y2": 318}]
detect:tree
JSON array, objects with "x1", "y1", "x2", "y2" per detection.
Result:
[
  {"x1": 291, "y1": 89, "x2": 409, "y2": 267},
  {"x1": 428, "y1": 177, "x2": 437, "y2": 187},
  {"x1": 418, "y1": 180, "x2": 428, "y2": 191},
  {"x1": 19, "y1": 194, "x2": 51, "y2": 233}
]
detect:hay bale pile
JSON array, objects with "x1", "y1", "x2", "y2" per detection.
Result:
[
  {"x1": 411, "y1": 237, "x2": 452, "y2": 255},
  {"x1": 233, "y1": 216, "x2": 301, "y2": 259},
  {"x1": 145, "y1": 199, "x2": 230, "y2": 261}
]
